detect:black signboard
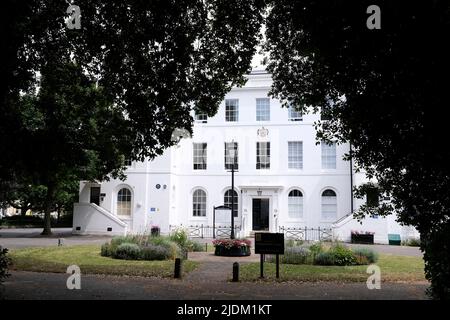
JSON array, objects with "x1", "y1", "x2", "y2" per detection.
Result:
[{"x1": 255, "y1": 232, "x2": 285, "y2": 254}]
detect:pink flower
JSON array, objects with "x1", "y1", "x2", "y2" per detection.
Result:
[{"x1": 213, "y1": 239, "x2": 251, "y2": 249}]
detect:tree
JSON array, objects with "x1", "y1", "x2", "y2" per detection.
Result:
[
  {"x1": 265, "y1": 0, "x2": 450, "y2": 299},
  {"x1": 1, "y1": 0, "x2": 265, "y2": 235}
]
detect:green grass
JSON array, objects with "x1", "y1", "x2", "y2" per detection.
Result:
[
  {"x1": 240, "y1": 254, "x2": 426, "y2": 282},
  {"x1": 9, "y1": 245, "x2": 198, "y2": 278}
]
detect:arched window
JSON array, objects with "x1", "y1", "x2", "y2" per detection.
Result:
[
  {"x1": 117, "y1": 188, "x2": 132, "y2": 216},
  {"x1": 224, "y1": 189, "x2": 238, "y2": 217},
  {"x1": 193, "y1": 189, "x2": 206, "y2": 217},
  {"x1": 288, "y1": 189, "x2": 303, "y2": 218},
  {"x1": 321, "y1": 189, "x2": 337, "y2": 220}
]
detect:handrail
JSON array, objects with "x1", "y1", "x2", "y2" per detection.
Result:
[{"x1": 332, "y1": 211, "x2": 354, "y2": 225}]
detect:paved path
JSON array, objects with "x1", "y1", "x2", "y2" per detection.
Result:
[
  {"x1": 0, "y1": 228, "x2": 112, "y2": 249},
  {"x1": 2, "y1": 271, "x2": 429, "y2": 300}
]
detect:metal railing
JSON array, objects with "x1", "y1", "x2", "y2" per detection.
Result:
[
  {"x1": 279, "y1": 226, "x2": 333, "y2": 242},
  {"x1": 169, "y1": 224, "x2": 241, "y2": 239}
]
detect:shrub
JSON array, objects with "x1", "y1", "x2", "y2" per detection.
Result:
[
  {"x1": 276, "y1": 247, "x2": 310, "y2": 265},
  {"x1": 314, "y1": 252, "x2": 335, "y2": 265},
  {"x1": 110, "y1": 235, "x2": 139, "y2": 247},
  {"x1": 169, "y1": 228, "x2": 189, "y2": 250},
  {"x1": 328, "y1": 244, "x2": 357, "y2": 266},
  {"x1": 100, "y1": 243, "x2": 112, "y2": 257},
  {"x1": 352, "y1": 247, "x2": 379, "y2": 264},
  {"x1": 141, "y1": 245, "x2": 170, "y2": 260},
  {"x1": 285, "y1": 239, "x2": 304, "y2": 248},
  {"x1": 308, "y1": 242, "x2": 324, "y2": 255},
  {"x1": 148, "y1": 236, "x2": 181, "y2": 259},
  {"x1": 189, "y1": 240, "x2": 205, "y2": 252},
  {"x1": 113, "y1": 243, "x2": 142, "y2": 260},
  {"x1": 403, "y1": 238, "x2": 421, "y2": 247},
  {"x1": 0, "y1": 247, "x2": 11, "y2": 284}
]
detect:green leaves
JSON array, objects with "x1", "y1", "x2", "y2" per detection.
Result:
[{"x1": 265, "y1": 0, "x2": 450, "y2": 299}]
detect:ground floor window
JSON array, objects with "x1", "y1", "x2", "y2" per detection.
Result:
[
  {"x1": 193, "y1": 189, "x2": 207, "y2": 217},
  {"x1": 321, "y1": 189, "x2": 337, "y2": 220},
  {"x1": 117, "y1": 188, "x2": 132, "y2": 216},
  {"x1": 288, "y1": 189, "x2": 303, "y2": 218},
  {"x1": 224, "y1": 189, "x2": 238, "y2": 217}
]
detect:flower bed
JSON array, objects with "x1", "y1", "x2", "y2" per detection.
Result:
[{"x1": 213, "y1": 239, "x2": 251, "y2": 257}]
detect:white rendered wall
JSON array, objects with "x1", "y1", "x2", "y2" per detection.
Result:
[{"x1": 74, "y1": 71, "x2": 417, "y2": 241}]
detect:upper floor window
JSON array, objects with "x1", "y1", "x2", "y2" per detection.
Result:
[
  {"x1": 288, "y1": 106, "x2": 302, "y2": 121},
  {"x1": 321, "y1": 189, "x2": 337, "y2": 220},
  {"x1": 288, "y1": 141, "x2": 303, "y2": 169},
  {"x1": 193, "y1": 143, "x2": 207, "y2": 170},
  {"x1": 225, "y1": 99, "x2": 239, "y2": 122},
  {"x1": 320, "y1": 107, "x2": 332, "y2": 121},
  {"x1": 224, "y1": 189, "x2": 238, "y2": 217},
  {"x1": 124, "y1": 159, "x2": 132, "y2": 167},
  {"x1": 288, "y1": 189, "x2": 303, "y2": 218},
  {"x1": 256, "y1": 142, "x2": 270, "y2": 169},
  {"x1": 321, "y1": 141, "x2": 336, "y2": 169},
  {"x1": 194, "y1": 113, "x2": 208, "y2": 123},
  {"x1": 256, "y1": 98, "x2": 270, "y2": 121},
  {"x1": 193, "y1": 189, "x2": 207, "y2": 217},
  {"x1": 224, "y1": 142, "x2": 238, "y2": 170}
]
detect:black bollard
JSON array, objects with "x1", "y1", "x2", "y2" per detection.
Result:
[
  {"x1": 174, "y1": 258, "x2": 182, "y2": 279},
  {"x1": 232, "y1": 262, "x2": 239, "y2": 282}
]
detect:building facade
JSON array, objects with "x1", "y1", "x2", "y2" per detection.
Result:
[{"x1": 73, "y1": 70, "x2": 418, "y2": 244}]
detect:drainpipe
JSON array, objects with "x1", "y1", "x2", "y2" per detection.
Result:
[{"x1": 349, "y1": 143, "x2": 354, "y2": 213}]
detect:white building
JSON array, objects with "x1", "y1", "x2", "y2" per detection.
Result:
[{"x1": 73, "y1": 70, "x2": 418, "y2": 244}]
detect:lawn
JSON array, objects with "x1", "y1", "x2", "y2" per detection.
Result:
[
  {"x1": 9, "y1": 245, "x2": 198, "y2": 278},
  {"x1": 240, "y1": 254, "x2": 426, "y2": 282}
]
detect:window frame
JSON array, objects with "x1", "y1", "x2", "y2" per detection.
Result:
[
  {"x1": 225, "y1": 99, "x2": 239, "y2": 122},
  {"x1": 321, "y1": 141, "x2": 337, "y2": 169},
  {"x1": 224, "y1": 142, "x2": 239, "y2": 170},
  {"x1": 288, "y1": 141, "x2": 303, "y2": 169},
  {"x1": 288, "y1": 106, "x2": 303, "y2": 121},
  {"x1": 224, "y1": 189, "x2": 239, "y2": 218},
  {"x1": 194, "y1": 112, "x2": 208, "y2": 123},
  {"x1": 288, "y1": 189, "x2": 303, "y2": 219},
  {"x1": 193, "y1": 143, "x2": 207, "y2": 170},
  {"x1": 256, "y1": 98, "x2": 270, "y2": 121},
  {"x1": 256, "y1": 141, "x2": 271, "y2": 170},
  {"x1": 321, "y1": 189, "x2": 337, "y2": 220},
  {"x1": 192, "y1": 189, "x2": 207, "y2": 217},
  {"x1": 117, "y1": 188, "x2": 132, "y2": 216}
]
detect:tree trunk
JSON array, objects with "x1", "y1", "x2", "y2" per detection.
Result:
[{"x1": 41, "y1": 184, "x2": 55, "y2": 236}]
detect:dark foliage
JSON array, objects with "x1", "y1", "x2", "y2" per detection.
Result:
[{"x1": 265, "y1": 0, "x2": 450, "y2": 298}]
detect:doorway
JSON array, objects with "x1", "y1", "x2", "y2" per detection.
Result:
[
  {"x1": 90, "y1": 186, "x2": 101, "y2": 206},
  {"x1": 252, "y1": 198, "x2": 269, "y2": 231}
]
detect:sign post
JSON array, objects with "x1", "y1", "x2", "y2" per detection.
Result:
[{"x1": 254, "y1": 232, "x2": 284, "y2": 279}]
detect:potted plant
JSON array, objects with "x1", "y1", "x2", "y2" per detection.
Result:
[
  {"x1": 212, "y1": 239, "x2": 251, "y2": 257},
  {"x1": 351, "y1": 230, "x2": 375, "y2": 244}
]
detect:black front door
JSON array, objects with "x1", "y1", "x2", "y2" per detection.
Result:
[
  {"x1": 90, "y1": 187, "x2": 100, "y2": 206},
  {"x1": 252, "y1": 198, "x2": 269, "y2": 231}
]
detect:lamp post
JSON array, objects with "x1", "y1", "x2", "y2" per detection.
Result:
[{"x1": 228, "y1": 141, "x2": 237, "y2": 239}]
